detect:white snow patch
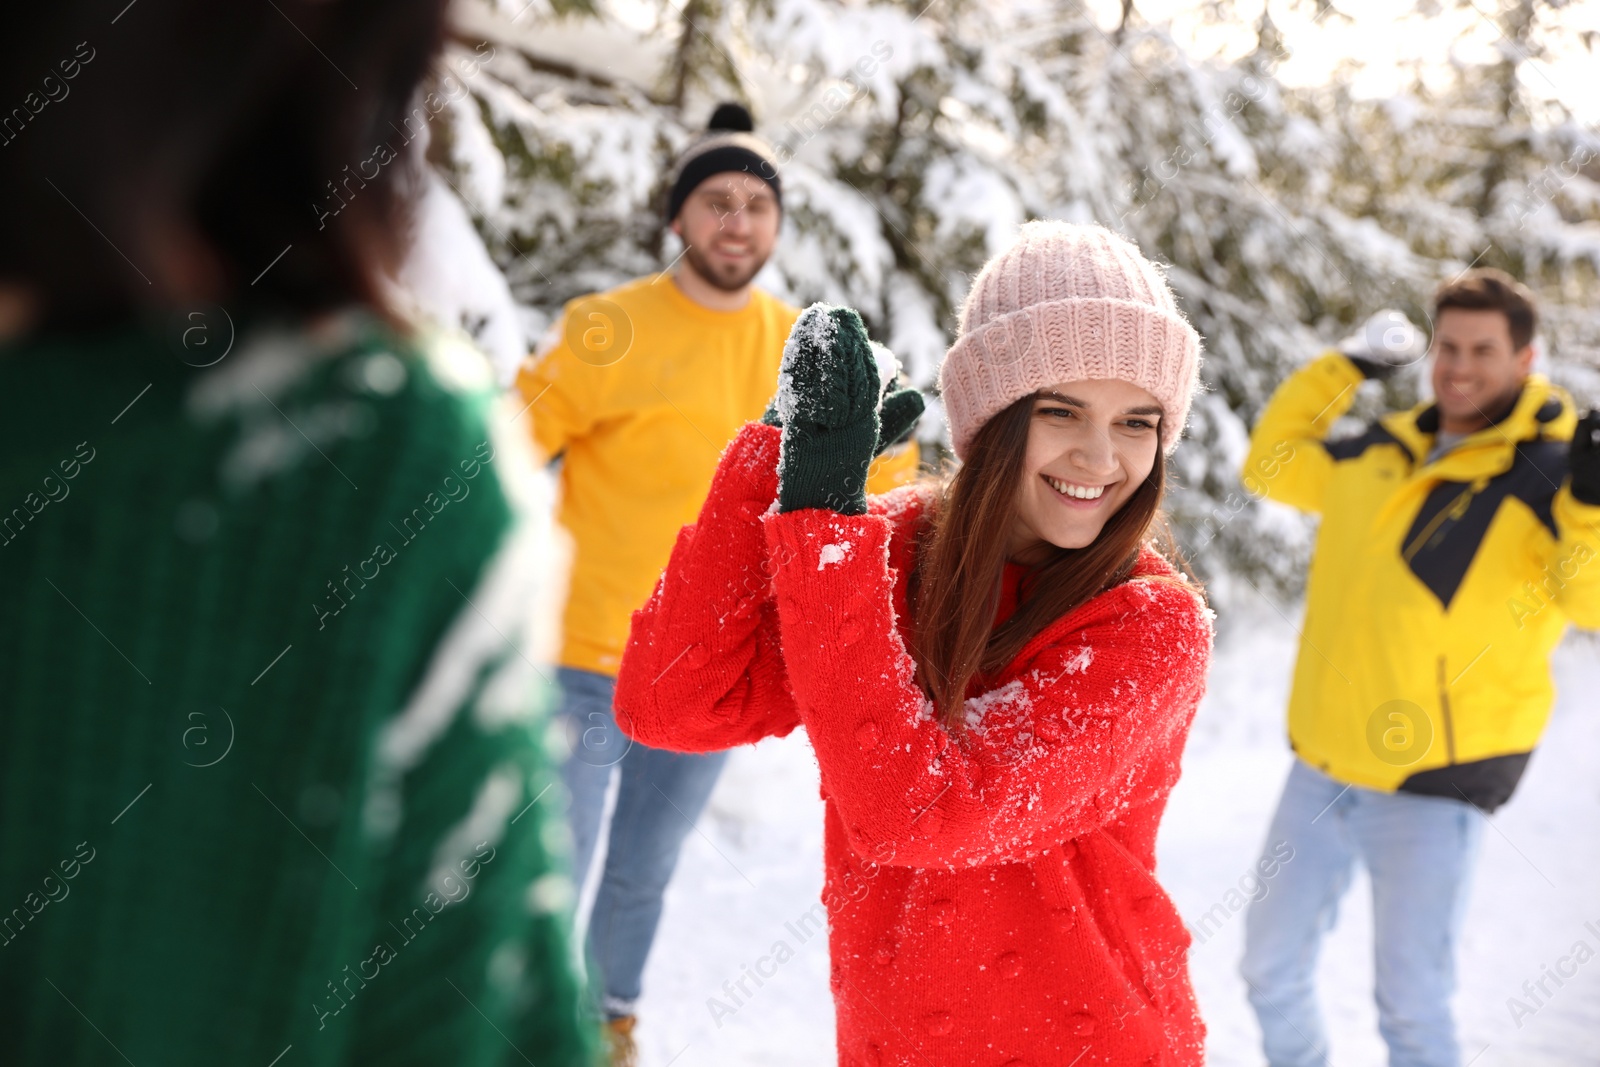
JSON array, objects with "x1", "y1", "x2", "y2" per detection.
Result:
[
  {"x1": 423, "y1": 763, "x2": 522, "y2": 898},
  {"x1": 187, "y1": 326, "x2": 326, "y2": 418},
  {"x1": 444, "y1": 88, "x2": 506, "y2": 212},
  {"x1": 186, "y1": 315, "x2": 410, "y2": 490},
  {"x1": 398, "y1": 169, "x2": 529, "y2": 386},
  {"x1": 774, "y1": 303, "x2": 841, "y2": 428},
  {"x1": 817, "y1": 541, "x2": 852, "y2": 569},
  {"x1": 867, "y1": 341, "x2": 901, "y2": 393},
  {"x1": 374, "y1": 518, "x2": 547, "y2": 775},
  {"x1": 961, "y1": 678, "x2": 1032, "y2": 730}
]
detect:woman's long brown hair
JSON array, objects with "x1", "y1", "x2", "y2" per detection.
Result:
[{"x1": 908, "y1": 392, "x2": 1177, "y2": 729}]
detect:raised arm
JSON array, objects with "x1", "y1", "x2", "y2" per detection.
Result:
[
  {"x1": 613, "y1": 422, "x2": 803, "y2": 752},
  {"x1": 1246, "y1": 311, "x2": 1427, "y2": 512},
  {"x1": 615, "y1": 305, "x2": 926, "y2": 752},
  {"x1": 1242, "y1": 351, "x2": 1365, "y2": 513},
  {"x1": 765, "y1": 508, "x2": 1212, "y2": 869}
]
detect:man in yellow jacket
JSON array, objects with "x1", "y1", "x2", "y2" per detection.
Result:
[
  {"x1": 514, "y1": 103, "x2": 919, "y2": 1062},
  {"x1": 1239, "y1": 269, "x2": 1600, "y2": 1067}
]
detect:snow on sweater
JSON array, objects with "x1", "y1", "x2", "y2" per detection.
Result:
[{"x1": 615, "y1": 422, "x2": 1213, "y2": 1067}]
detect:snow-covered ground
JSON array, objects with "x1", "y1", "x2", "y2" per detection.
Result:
[{"x1": 604, "y1": 603, "x2": 1600, "y2": 1065}]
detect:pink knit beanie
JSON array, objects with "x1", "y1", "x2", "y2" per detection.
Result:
[{"x1": 938, "y1": 221, "x2": 1202, "y2": 459}]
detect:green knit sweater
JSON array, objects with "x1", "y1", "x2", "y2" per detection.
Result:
[{"x1": 0, "y1": 311, "x2": 597, "y2": 1067}]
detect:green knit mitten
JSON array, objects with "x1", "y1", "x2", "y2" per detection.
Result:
[
  {"x1": 772, "y1": 304, "x2": 884, "y2": 515},
  {"x1": 762, "y1": 343, "x2": 923, "y2": 458},
  {"x1": 875, "y1": 363, "x2": 926, "y2": 453}
]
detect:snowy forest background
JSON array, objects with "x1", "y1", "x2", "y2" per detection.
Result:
[{"x1": 404, "y1": 0, "x2": 1600, "y2": 606}]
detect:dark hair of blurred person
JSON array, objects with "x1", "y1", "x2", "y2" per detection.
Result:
[{"x1": 0, "y1": 2, "x2": 435, "y2": 332}]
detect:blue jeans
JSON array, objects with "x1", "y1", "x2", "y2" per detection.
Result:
[
  {"x1": 1241, "y1": 759, "x2": 1485, "y2": 1067},
  {"x1": 555, "y1": 666, "x2": 729, "y2": 1019}
]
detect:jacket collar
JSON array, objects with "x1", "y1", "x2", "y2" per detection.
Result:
[{"x1": 1379, "y1": 375, "x2": 1574, "y2": 477}]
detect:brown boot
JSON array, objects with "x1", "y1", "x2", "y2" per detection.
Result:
[{"x1": 603, "y1": 1014, "x2": 638, "y2": 1067}]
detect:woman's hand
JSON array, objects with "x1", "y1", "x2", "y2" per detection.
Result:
[{"x1": 763, "y1": 303, "x2": 924, "y2": 514}]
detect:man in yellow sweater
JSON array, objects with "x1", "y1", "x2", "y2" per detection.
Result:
[{"x1": 514, "y1": 103, "x2": 919, "y2": 1062}]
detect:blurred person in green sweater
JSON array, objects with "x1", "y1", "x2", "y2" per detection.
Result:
[{"x1": 0, "y1": 4, "x2": 596, "y2": 1066}]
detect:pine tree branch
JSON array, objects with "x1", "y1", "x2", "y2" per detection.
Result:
[
  {"x1": 669, "y1": 0, "x2": 709, "y2": 110},
  {"x1": 446, "y1": 28, "x2": 626, "y2": 95}
]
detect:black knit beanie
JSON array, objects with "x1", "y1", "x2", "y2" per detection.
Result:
[{"x1": 664, "y1": 102, "x2": 783, "y2": 223}]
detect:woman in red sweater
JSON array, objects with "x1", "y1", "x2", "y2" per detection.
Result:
[{"x1": 615, "y1": 221, "x2": 1211, "y2": 1066}]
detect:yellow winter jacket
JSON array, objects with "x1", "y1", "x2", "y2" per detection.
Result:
[
  {"x1": 516, "y1": 274, "x2": 921, "y2": 676},
  {"x1": 1244, "y1": 352, "x2": 1600, "y2": 810}
]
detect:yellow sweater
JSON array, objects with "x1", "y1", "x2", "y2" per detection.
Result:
[{"x1": 516, "y1": 274, "x2": 921, "y2": 675}]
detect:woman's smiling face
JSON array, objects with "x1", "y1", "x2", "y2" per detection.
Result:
[{"x1": 1007, "y1": 378, "x2": 1164, "y2": 561}]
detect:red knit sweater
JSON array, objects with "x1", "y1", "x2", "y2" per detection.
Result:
[{"x1": 616, "y1": 423, "x2": 1213, "y2": 1066}]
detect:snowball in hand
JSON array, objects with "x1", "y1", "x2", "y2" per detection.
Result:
[
  {"x1": 774, "y1": 303, "x2": 885, "y2": 516},
  {"x1": 1337, "y1": 308, "x2": 1427, "y2": 367},
  {"x1": 868, "y1": 340, "x2": 902, "y2": 394},
  {"x1": 775, "y1": 303, "x2": 882, "y2": 434}
]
